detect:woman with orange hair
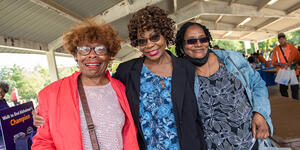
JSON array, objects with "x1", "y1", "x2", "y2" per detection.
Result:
[{"x1": 31, "y1": 19, "x2": 139, "y2": 150}]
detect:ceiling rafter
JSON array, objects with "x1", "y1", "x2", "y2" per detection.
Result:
[
  {"x1": 170, "y1": 0, "x2": 297, "y2": 26},
  {"x1": 173, "y1": 0, "x2": 177, "y2": 12},
  {"x1": 257, "y1": 0, "x2": 271, "y2": 11},
  {"x1": 215, "y1": 15, "x2": 223, "y2": 23},
  {"x1": 286, "y1": 2, "x2": 300, "y2": 15},
  {"x1": 48, "y1": 0, "x2": 163, "y2": 51},
  {"x1": 30, "y1": 0, "x2": 84, "y2": 23},
  {"x1": 228, "y1": 0, "x2": 237, "y2": 6}
]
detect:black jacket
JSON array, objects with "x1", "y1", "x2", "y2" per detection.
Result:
[{"x1": 113, "y1": 51, "x2": 207, "y2": 150}]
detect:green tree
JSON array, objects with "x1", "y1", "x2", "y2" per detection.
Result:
[
  {"x1": 0, "y1": 65, "x2": 52, "y2": 102},
  {"x1": 58, "y1": 66, "x2": 78, "y2": 79},
  {"x1": 212, "y1": 40, "x2": 245, "y2": 52}
]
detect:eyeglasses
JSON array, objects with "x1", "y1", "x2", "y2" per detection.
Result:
[
  {"x1": 137, "y1": 34, "x2": 161, "y2": 46},
  {"x1": 76, "y1": 46, "x2": 107, "y2": 56},
  {"x1": 185, "y1": 37, "x2": 209, "y2": 45}
]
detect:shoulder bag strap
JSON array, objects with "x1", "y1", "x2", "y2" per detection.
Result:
[
  {"x1": 78, "y1": 77, "x2": 100, "y2": 150},
  {"x1": 279, "y1": 45, "x2": 288, "y2": 63}
]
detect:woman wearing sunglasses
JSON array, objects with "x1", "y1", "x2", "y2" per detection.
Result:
[
  {"x1": 175, "y1": 22, "x2": 272, "y2": 149},
  {"x1": 113, "y1": 6, "x2": 207, "y2": 150},
  {"x1": 31, "y1": 19, "x2": 139, "y2": 150}
]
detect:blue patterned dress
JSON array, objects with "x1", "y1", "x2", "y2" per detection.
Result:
[{"x1": 139, "y1": 64, "x2": 180, "y2": 150}]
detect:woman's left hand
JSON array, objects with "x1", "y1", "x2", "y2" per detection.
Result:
[{"x1": 251, "y1": 112, "x2": 269, "y2": 139}]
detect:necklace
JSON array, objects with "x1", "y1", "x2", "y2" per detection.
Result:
[
  {"x1": 197, "y1": 61, "x2": 211, "y2": 77},
  {"x1": 160, "y1": 80, "x2": 165, "y2": 87}
]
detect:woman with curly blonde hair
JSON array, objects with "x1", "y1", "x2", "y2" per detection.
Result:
[{"x1": 31, "y1": 19, "x2": 139, "y2": 150}]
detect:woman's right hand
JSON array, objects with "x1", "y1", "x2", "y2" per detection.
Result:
[{"x1": 32, "y1": 106, "x2": 45, "y2": 128}]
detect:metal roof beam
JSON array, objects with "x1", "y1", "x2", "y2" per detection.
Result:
[
  {"x1": 286, "y1": 2, "x2": 300, "y2": 15},
  {"x1": 30, "y1": 0, "x2": 84, "y2": 23},
  {"x1": 198, "y1": 19, "x2": 255, "y2": 32},
  {"x1": 49, "y1": 0, "x2": 163, "y2": 51},
  {"x1": 173, "y1": 0, "x2": 177, "y2": 12},
  {"x1": 228, "y1": 0, "x2": 237, "y2": 6},
  {"x1": 94, "y1": 0, "x2": 162, "y2": 23},
  {"x1": 215, "y1": 15, "x2": 223, "y2": 23},
  {"x1": 170, "y1": 0, "x2": 298, "y2": 25},
  {"x1": 257, "y1": 0, "x2": 270, "y2": 11},
  {"x1": 0, "y1": 35, "x2": 48, "y2": 53},
  {"x1": 279, "y1": 23, "x2": 300, "y2": 34},
  {"x1": 256, "y1": 18, "x2": 281, "y2": 31}
]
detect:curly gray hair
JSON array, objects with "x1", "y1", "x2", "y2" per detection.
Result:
[{"x1": 0, "y1": 81, "x2": 10, "y2": 93}]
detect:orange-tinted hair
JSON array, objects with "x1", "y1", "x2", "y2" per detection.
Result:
[{"x1": 63, "y1": 19, "x2": 123, "y2": 58}]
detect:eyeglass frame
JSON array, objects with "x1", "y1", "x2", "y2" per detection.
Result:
[{"x1": 76, "y1": 46, "x2": 108, "y2": 56}]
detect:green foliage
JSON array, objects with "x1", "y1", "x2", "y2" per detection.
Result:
[
  {"x1": 211, "y1": 40, "x2": 250, "y2": 53},
  {"x1": 287, "y1": 30, "x2": 300, "y2": 47},
  {"x1": 258, "y1": 38, "x2": 277, "y2": 53},
  {"x1": 0, "y1": 65, "x2": 42, "y2": 101},
  {"x1": 111, "y1": 62, "x2": 120, "y2": 74},
  {"x1": 258, "y1": 30, "x2": 300, "y2": 52},
  {"x1": 58, "y1": 66, "x2": 78, "y2": 79},
  {"x1": 0, "y1": 64, "x2": 81, "y2": 102},
  {"x1": 167, "y1": 45, "x2": 177, "y2": 56}
]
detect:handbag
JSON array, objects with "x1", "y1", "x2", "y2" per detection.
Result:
[
  {"x1": 259, "y1": 139, "x2": 291, "y2": 150},
  {"x1": 275, "y1": 68, "x2": 290, "y2": 85},
  {"x1": 78, "y1": 77, "x2": 100, "y2": 150},
  {"x1": 275, "y1": 47, "x2": 299, "y2": 85},
  {"x1": 289, "y1": 69, "x2": 298, "y2": 85}
]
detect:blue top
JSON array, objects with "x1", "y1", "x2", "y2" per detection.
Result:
[
  {"x1": 195, "y1": 49, "x2": 273, "y2": 135},
  {"x1": 139, "y1": 64, "x2": 180, "y2": 150}
]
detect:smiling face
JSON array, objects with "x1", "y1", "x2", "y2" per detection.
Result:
[
  {"x1": 137, "y1": 29, "x2": 167, "y2": 61},
  {"x1": 75, "y1": 41, "x2": 109, "y2": 79},
  {"x1": 278, "y1": 37, "x2": 287, "y2": 46},
  {"x1": 183, "y1": 25, "x2": 209, "y2": 59}
]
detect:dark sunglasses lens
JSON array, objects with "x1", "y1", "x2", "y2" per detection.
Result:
[
  {"x1": 150, "y1": 34, "x2": 160, "y2": 42},
  {"x1": 186, "y1": 39, "x2": 198, "y2": 44},
  {"x1": 199, "y1": 37, "x2": 208, "y2": 43},
  {"x1": 138, "y1": 39, "x2": 147, "y2": 46}
]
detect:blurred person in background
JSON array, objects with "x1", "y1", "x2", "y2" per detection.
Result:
[
  {"x1": 271, "y1": 33, "x2": 300, "y2": 100},
  {"x1": 253, "y1": 53, "x2": 270, "y2": 68},
  {"x1": 10, "y1": 87, "x2": 19, "y2": 106},
  {"x1": 0, "y1": 81, "x2": 10, "y2": 110}
]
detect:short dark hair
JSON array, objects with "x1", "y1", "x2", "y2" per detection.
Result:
[
  {"x1": 128, "y1": 6, "x2": 175, "y2": 47},
  {"x1": 213, "y1": 45, "x2": 219, "y2": 49},
  {"x1": 278, "y1": 33, "x2": 286, "y2": 39},
  {"x1": 0, "y1": 81, "x2": 9, "y2": 93},
  {"x1": 175, "y1": 22, "x2": 213, "y2": 58}
]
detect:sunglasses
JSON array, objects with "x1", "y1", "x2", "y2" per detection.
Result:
[
  {"x1": 76, "y1": 46, "x2": 107, "y2": 56},
  {"x1": 137, "y1": 34, "x2": 161, "y2": 46},
  {"x1": 185, "y1": 37, "x2": 209, "y2": 45}
]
